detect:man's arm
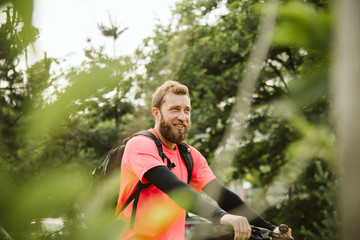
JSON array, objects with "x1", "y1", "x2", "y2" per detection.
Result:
[
  {"x1": 143, "y1": 166, "x2": 226, "y2": 223},
  {"x1": 202, "y1": 178, "x2": 276, "y2": 230},
  {"x1": 144, "y1": 166, "x2": 252, "y2": 239}
]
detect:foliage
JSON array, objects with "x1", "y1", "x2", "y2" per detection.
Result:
[
  {"x1": 256, "y1": 1, "x2": 337, "y2": 239},
  {"x1": 64, "y1": 41, "x2": 141, "y2": 157},
  {"x1": 0, "y1": 6, "x2": 40, "y2": 174},
  {"x1": 0, "y1": 0, "x2": 34, "y2": 31},
  {"x1": 0, "y1": 0, "x2": 340, "y2": 239},
  {"x1": 262, "y1": 159, "x2": 339, "y2": 240},
  {"x1": 0, "y1": 166, "x2": 126, "y2": 240},
  {"x1": 0, "y1": 4, "x2": 136, "y2": 239}
]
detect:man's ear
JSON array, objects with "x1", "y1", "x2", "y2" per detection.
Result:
[{"x1": 151, "y1": 107, "x2": 160, "y2": 119}]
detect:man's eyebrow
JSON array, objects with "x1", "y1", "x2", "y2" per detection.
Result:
[{"x1": 168, "y1": 105, "x2": 191, "y2": 109}]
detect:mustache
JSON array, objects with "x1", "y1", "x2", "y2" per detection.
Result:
[{"x1": 173, "y1": 121, "x2": 189, "y2": 127}]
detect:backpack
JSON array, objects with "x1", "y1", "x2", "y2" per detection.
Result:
[{"x1": 92, "y1": 130, "x2": 193, "y2": 229}]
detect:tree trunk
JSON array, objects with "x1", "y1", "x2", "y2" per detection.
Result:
[{"x1": 333, "y1": 0, "x2": 360, "y2": 239}]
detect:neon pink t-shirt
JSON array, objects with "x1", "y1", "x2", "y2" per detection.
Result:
[{"x1": 116, "y1": 129, "x2": 216, "y2": 240}]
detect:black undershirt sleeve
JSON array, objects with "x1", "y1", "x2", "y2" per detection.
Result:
[
  {"x1": 202, "y1": 178, "x2": 276, "y2": 230},
  {"x1": 143, "y1": 166, "x2": 227, "y2": 224}
]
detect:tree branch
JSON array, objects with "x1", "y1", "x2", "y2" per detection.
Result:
[{"x1": 268, "y1": 61, "x2": 290, "y2": 94}]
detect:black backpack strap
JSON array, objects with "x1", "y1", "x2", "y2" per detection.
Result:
[
  {"x1": 177, "y1": 142, "x2": 193, "y2": 184},
  {"x1": 177, "y1": 142, "x2": 193, "y2": 220},
  {"x1": 117, "y1": 181, "x2": 151, "y2": 229},
  {"x1": 134, "y1": 130, "x2": 176, "y2": 170},
  {"x1": 132, "y1": 130, "x2": 164, "y2": 157}
]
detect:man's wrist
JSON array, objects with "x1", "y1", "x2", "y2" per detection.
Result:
[{"x1": 213, "y1": 209, "x2": 228, "y2": 225}]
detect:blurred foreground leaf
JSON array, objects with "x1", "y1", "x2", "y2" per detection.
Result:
[
  {"x1": 0, "y1": 165, "x2": 126, "y2": 239},
  {"x1": 26, "y1": 66, "x2": 118, "y2": 137},
  {"x1": 273, "y1": 1, "x2": 332, "y2": 51}
]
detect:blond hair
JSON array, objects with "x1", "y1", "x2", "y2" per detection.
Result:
[{"x1": 152, "y1": 80, "x2": 189, "y2": 109}]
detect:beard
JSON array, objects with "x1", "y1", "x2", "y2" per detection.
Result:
[{"x1": 159, "y1": 113, "x2": 190, "y2": 144}]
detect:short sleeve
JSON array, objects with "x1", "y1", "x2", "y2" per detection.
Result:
[
  {"x1": 122, "y1": 135, "x2": 166, "y2": 183},
  {"x1": 189, "y1": 146, "x2": 216, "y2": 192}
]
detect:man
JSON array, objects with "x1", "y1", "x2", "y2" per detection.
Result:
[{"x1": 116, "y1": 81, "x2": 291, "y2": 240}]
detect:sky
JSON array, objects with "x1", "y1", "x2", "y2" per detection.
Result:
[{"x1": 29, "y1": 0, "x2": 179, "y2": 66}]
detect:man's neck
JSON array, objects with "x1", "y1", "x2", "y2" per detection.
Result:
[{"x1": 154, "y1": 128, "x2": 176, "y2": 149}]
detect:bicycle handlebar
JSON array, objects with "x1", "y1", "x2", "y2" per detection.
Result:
[
  {"x1": 251, "y1": 224, "x2": 293, "y2": 240},
  {"x1": 187, "y1": 220, "x2": 294, "y2": 240}
]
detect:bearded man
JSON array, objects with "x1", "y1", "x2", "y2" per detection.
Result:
[{"x1": 116, "y1": 81, "x2": 291, "y2": 240}]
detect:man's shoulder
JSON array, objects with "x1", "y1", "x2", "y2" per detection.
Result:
[
  {"x1": 127, "y1": 131, "x2": 157, "y2": 146},
  {"x1": 123, "y1": 134, "x2": 161, "y2": 161}
]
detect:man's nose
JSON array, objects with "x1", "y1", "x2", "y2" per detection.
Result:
[{"x1": 177, "y1": 111, "x2": 187, "y2": 121}]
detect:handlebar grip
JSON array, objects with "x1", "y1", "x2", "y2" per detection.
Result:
[{"x1": 279, "y1": 224, "x2": 289, "y2": 234}]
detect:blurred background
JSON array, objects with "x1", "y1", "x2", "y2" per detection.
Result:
[{"x1": 0, "y1": 0, "x2": 358, "y2": 239}]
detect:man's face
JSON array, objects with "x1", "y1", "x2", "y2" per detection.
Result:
[{"x1": 158, "y1": 93, "x2": 191, "y2": 144}]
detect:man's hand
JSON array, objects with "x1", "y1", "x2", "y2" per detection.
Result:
[
  {"x1": 220, "y1": 214, "x2": 251, "y2": 240},
  {"x1": 273, "y1": 225, "x2": 293, "y2": 238}
]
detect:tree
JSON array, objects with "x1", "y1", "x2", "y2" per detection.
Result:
[
  {"x1": 332, "y1": 0, "x2": 360, "y2": 239},
  {"x1": 97, "y1": 13, "x2": 128, "y2": 58},
  {"x1": 0, "y1": 6, "x2": 40, "y2": 174},
  {"x1": 71, "y1": 40, "x2": 136, "y2": 153}
]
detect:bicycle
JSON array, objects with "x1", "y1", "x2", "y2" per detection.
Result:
[{"x1": 186, "y1": 217, "x2": 294, "y2": 240}]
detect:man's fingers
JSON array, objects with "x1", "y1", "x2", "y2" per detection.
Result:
[
  {"x1": 234, "y1": 229, "x2": 240, "y2": 240},
  {"x1": 233, "y1": 225, "x2": 240, "y2": 240},
  {"x1": 233, "y1": 223, "x2": 241, "y2": 240},
  {"x1": 233, "y1": 221, "x2": 251, "y2": 240},
  {"x1": 241, "y1": 218, "x2": 251, "y2": 240},
  {"x1": 246, "y1": 224, "x2": 251, "y2": 240},
  {"x1": 233, "y1": 225, "x2": 243, "y2": 240},
  {"x1": 288, "y1": 227, "x2": 292, "y2": 236},
  {"x1": 219, "y1": 214, "x2": 251, "y2": 240}
]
